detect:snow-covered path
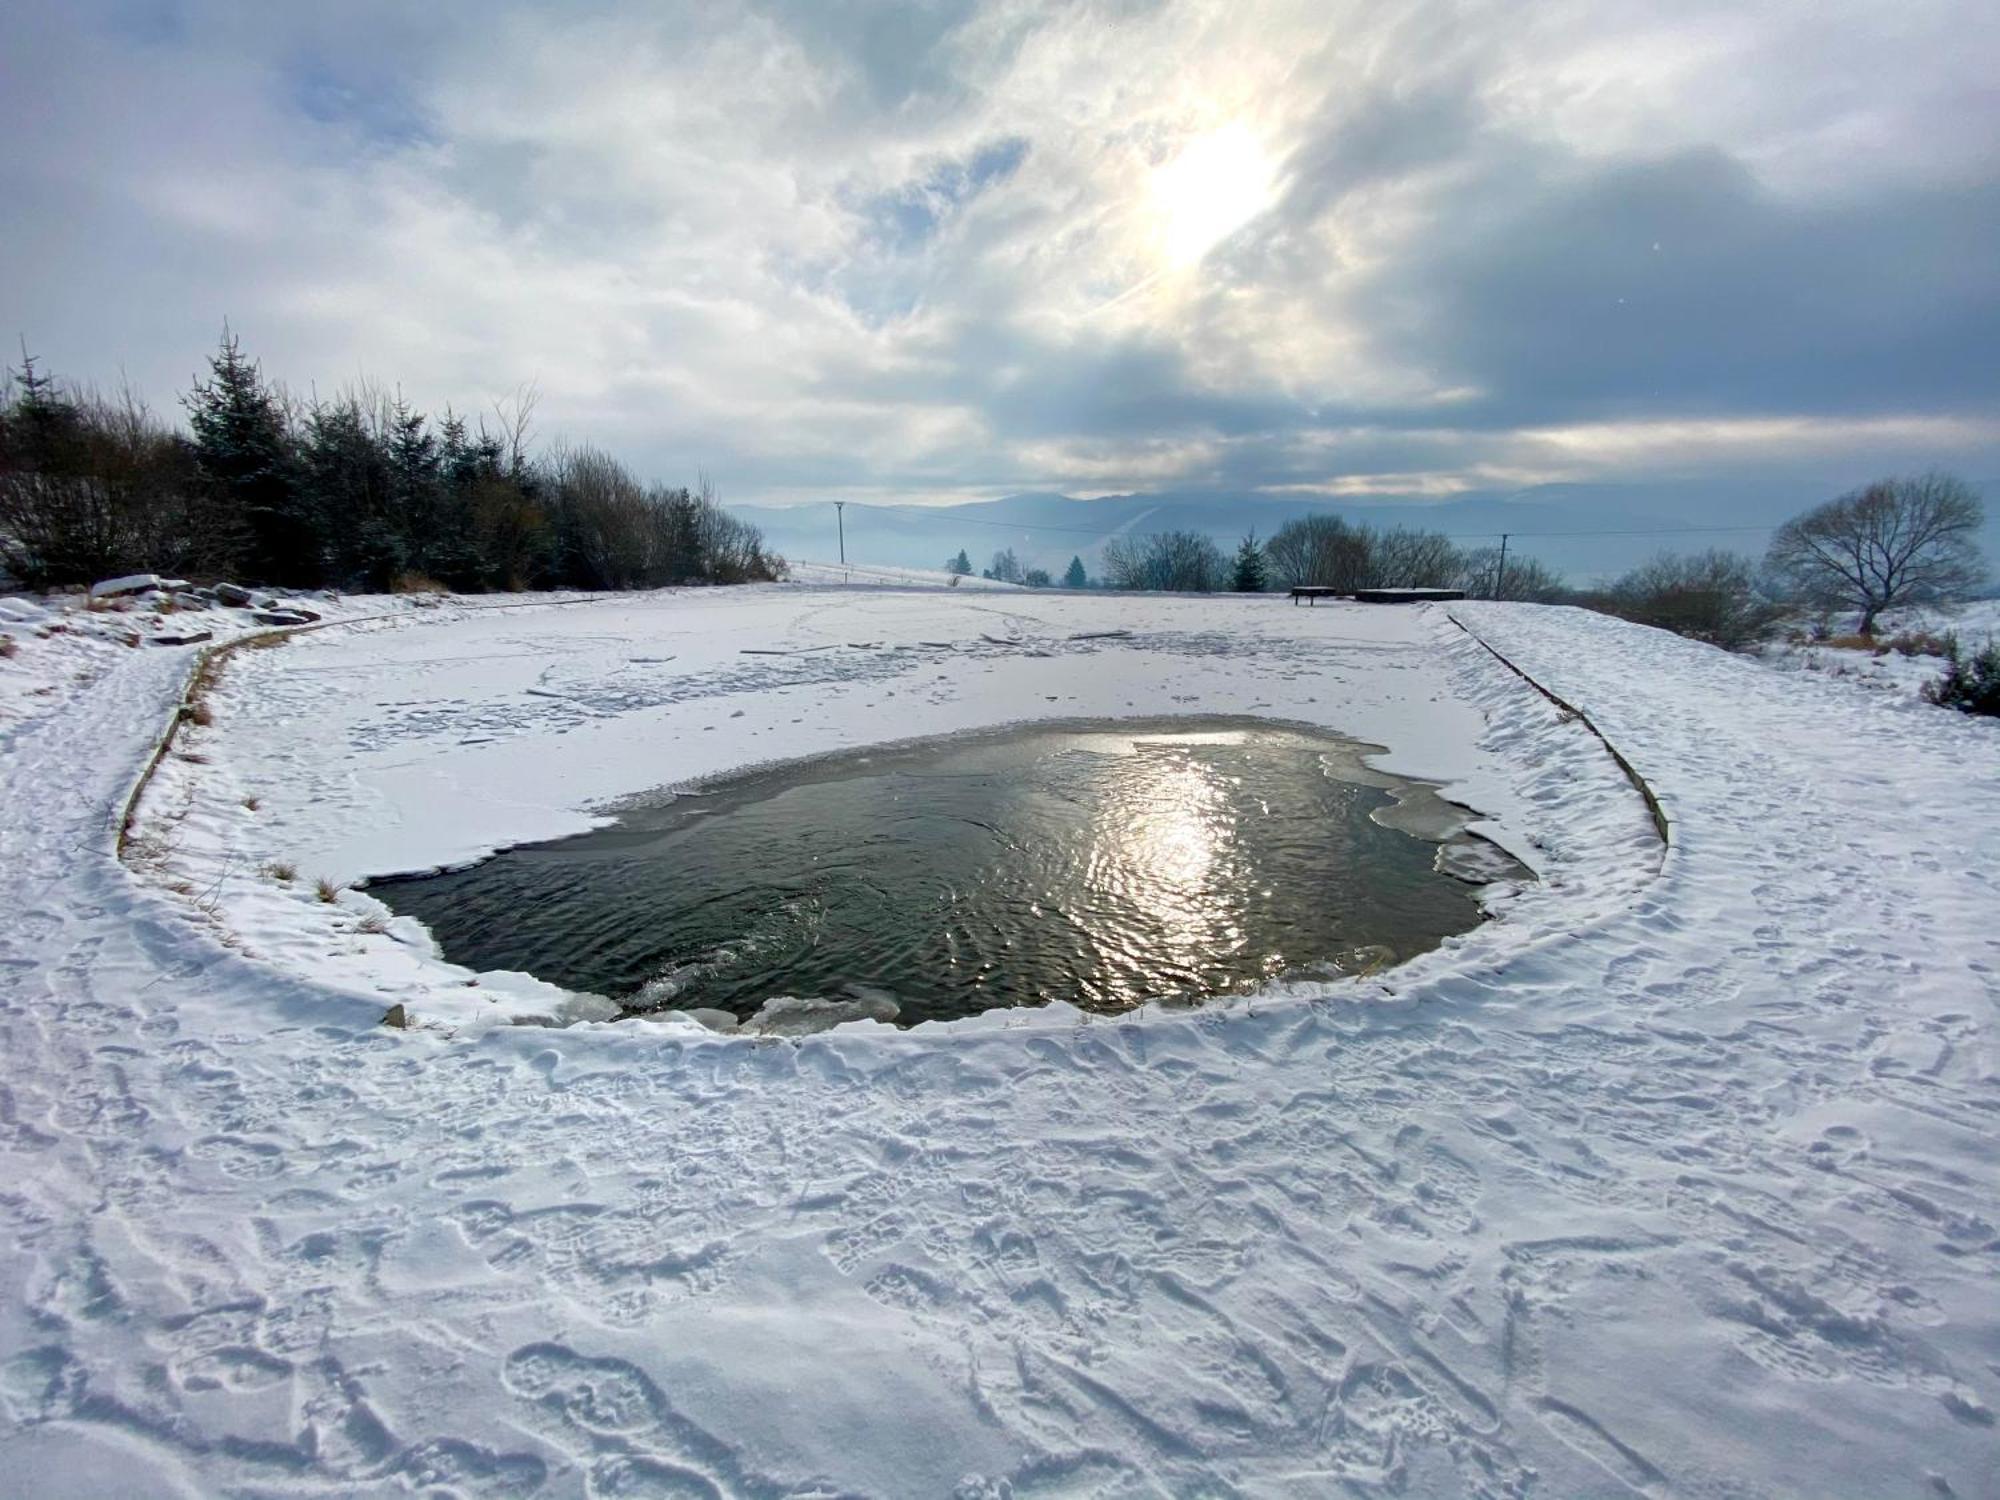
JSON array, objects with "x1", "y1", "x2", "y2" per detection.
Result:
[{"x1": 1, "y1": 588, "x2": 1996, "y2": 1498}]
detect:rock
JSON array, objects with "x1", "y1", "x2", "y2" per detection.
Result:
[
  {"x1": 89, "y1": 573, "x2": 160, "y2": 599},
  {"x1": 252, "y1": 610, "x2": 316, "y2": 627},
  {"x1": 147, "y1": 629, "x2": 213, "y2": 647},
  {"x1": 381, "y1": 1003, "x2": 409, "y2": 1029},
  {"x1": 213, "y1": 582, "x2": 254, "y2": 607}
]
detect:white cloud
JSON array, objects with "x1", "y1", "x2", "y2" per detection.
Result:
[{"x1": 1, "y1": 0, "x2": 1994, "y2": 508}]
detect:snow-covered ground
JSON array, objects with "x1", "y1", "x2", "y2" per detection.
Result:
[
  {"x1": 2, "y1": 583, "x2": 1997, "y2": 1497},
  {"x1": 782, "y1": 560, "x2": 1022, "y2": 590}
]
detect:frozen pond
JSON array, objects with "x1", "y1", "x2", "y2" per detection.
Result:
[{"x1": 376, "y1": 719, "x2": 1518, "y2": 1026}]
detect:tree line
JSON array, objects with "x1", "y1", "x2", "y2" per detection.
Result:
[
  {"x1": 942, "y1": 476, "x2": 1985, "y2": 657},
  {"x1": 0, "y1": 335, "x2": 779, "y2": 592}
]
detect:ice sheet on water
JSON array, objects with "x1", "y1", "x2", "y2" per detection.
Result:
[{"x1": 741, "y1": 990, "x2": 901, "y2": 1036}]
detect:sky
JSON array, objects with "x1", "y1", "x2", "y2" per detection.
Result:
[{"x1": 3, "y1": 0, "x2": 1997, "y2": 518}]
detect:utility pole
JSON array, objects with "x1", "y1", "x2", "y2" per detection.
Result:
[
  {"x1": 834, "y1": 501, "x2": 846, "y2": 566},
  {"x1": 1495, "y1": 532, "x2": 1509, "y2": 600}
]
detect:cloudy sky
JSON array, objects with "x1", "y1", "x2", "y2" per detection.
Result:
[{"x1": 3, "y1": 0, "x2": 1996, "y2": 514}]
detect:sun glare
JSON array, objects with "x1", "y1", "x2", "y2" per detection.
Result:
[{"x1": 1151, "y1": 122, "x2": 1276, "y2": 268}]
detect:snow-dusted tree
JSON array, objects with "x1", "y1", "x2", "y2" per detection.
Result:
[
  {"x1": 1765, "y1": 473, "x2": 1986, "y2": 635},
  {"x1": 1023, "y1": 566, "x2": 1052, "y2": 587},
  {"x1": 946, "y1": 548, "x2": 973, "y2": 576},
  {"x1": 1232, "y1": 532, "x2": 1267, "y2": 592},
  {"x1": 989, "y1": 547, "x2": 1023, "y2": 584},
  {"x1": 1063, "y1": 555, "x2": 1087, "y2": 588}
]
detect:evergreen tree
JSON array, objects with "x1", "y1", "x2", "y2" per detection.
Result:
[
  {"x1": 184, "y1": 332, "x2": 309, "y2": 583},
  {"x1": 1063, "y1": 554, "x2": 1087, "y2": 588},
  {"x1": 387, "y1": 396, "x2": 443, "y2": 580},
  {"x1": 946, "y1": 548, "x2": 972, "y2": 575},
  {"x1": 1232, "y1": 531, "x2": 1267, "y2": 593},
  {"x1": 301, "y1": 395, "x2": 400, "y2": 588}
]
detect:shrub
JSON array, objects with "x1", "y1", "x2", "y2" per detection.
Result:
[
  {"x1": 1879, "y1": 629, "x2": 1957, "y2": 659},
  {"x1": 1595, "y1": 550, "x2": 1781, "y2": 651},
  {"x1": 1923, "y1": 639, "x2": 2000, "y2": 717}
]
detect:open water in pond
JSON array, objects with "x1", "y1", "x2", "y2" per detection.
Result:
[{"x1": 376, "y1": 720, "x2": 1515, "y2": 1027}]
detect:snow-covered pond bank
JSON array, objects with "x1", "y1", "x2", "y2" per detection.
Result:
[
  {"x1": 3, "y1": 584, "x2": 1997, "y2": 1497},
  {"x1": 127, "y1": 585, "x2": 1652, "y2": 1032}
]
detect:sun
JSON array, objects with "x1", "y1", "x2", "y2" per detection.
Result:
[{"x1": 1150, "y1": 122, "x2": 1277, "y2": 268}]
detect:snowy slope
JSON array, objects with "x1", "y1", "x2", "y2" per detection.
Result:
[{"x1": 1, "y1": 587, "x2": 1996, "y2": 1497}]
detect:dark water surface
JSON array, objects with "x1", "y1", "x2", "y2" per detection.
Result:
[{"x1": 377, "y1": 720, "x2": 1504, "y2": 1026}]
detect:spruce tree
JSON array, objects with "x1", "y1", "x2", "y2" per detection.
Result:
[
  {"x1": 184, "y1": 332, "x2": 310, "y2": 584},
  {"x1": 388, "y1": 397, "x2": 443, "y2": 580},
  {"x1": 1063, "y1": 554, "x2": 1087, "y2": 588},
  {"x1": 947, "y1": 548, "x2": 972, "y2": 575},
  {"x1": 1232, "y1": 531, "x2": 1267, "y2": 593}
]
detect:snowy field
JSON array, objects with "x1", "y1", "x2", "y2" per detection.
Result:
[{"x1": 2, "y1": 580, "x2": 1998, "y2": 1497}]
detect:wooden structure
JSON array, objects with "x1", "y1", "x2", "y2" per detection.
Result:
[{"x1": 1289, "y1": 586, "x2": 1340, "y2": 605}]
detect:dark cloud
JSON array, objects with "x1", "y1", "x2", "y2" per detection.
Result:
[
  {"x1": 1388, "y1": 148, "x2": 2000, "y2": 423},
  {"x1": 3, "y1": 0, "x2": 1996, "y2": 513}
]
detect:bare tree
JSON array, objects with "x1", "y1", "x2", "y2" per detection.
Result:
[
  {"x1": 1369, "y1": 526, "x2": 1461, "y2": 587},
  {"x1": 1765, "y1": 472, "x2": 1985, "y2": 634},
  {"x1": 489, "y1": 381, "x2": 541, "y2": 479},
  {"x1": 988, "y1": 547, "x2": 1023, "y2": 584},
  {"x1": 1102, "y1": 530, "x2": 1225, "y2": 591},
  {"x1": 1457, "y1": 547, "x2": 1565, "y2": 602},
  {"x1": 1263, "y1": 515, "x2": 1371, "y2": 591}
]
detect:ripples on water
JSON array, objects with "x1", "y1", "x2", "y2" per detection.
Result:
[{"x1": 377, "y1": 720, "x2": 1513, "y2": 1025}]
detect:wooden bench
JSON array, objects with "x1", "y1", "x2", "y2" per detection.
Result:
[{"x1": 1289, "y1": 586, "x2": 1341, "y2": 605}]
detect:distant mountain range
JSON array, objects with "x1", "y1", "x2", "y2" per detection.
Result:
[{"x1": 731, "y1": 480, "x2": 2000, "y2": 586}]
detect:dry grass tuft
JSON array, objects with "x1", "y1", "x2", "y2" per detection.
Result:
[
  {"x1": 315, "y1": 877, "x2": 341, "y2": 903},
  {"x1": 263, "y1": 860, "x2": 297, "y2": 883},
  {"x1": 354, "y1": 914, "x2": 390, "y2": 935},
  {"x1": 1880, "y1": 629, "x2": 1957, "y2": 659},
  {"x1": 390, "y1": 571, "x2": 448, "y2": 595},
  {"x1": 243, "y1": 795, "x2": 261, "y2": 811},
  {"x1": 0, "y1": 636, "x2": 17, "y2": 659}
]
